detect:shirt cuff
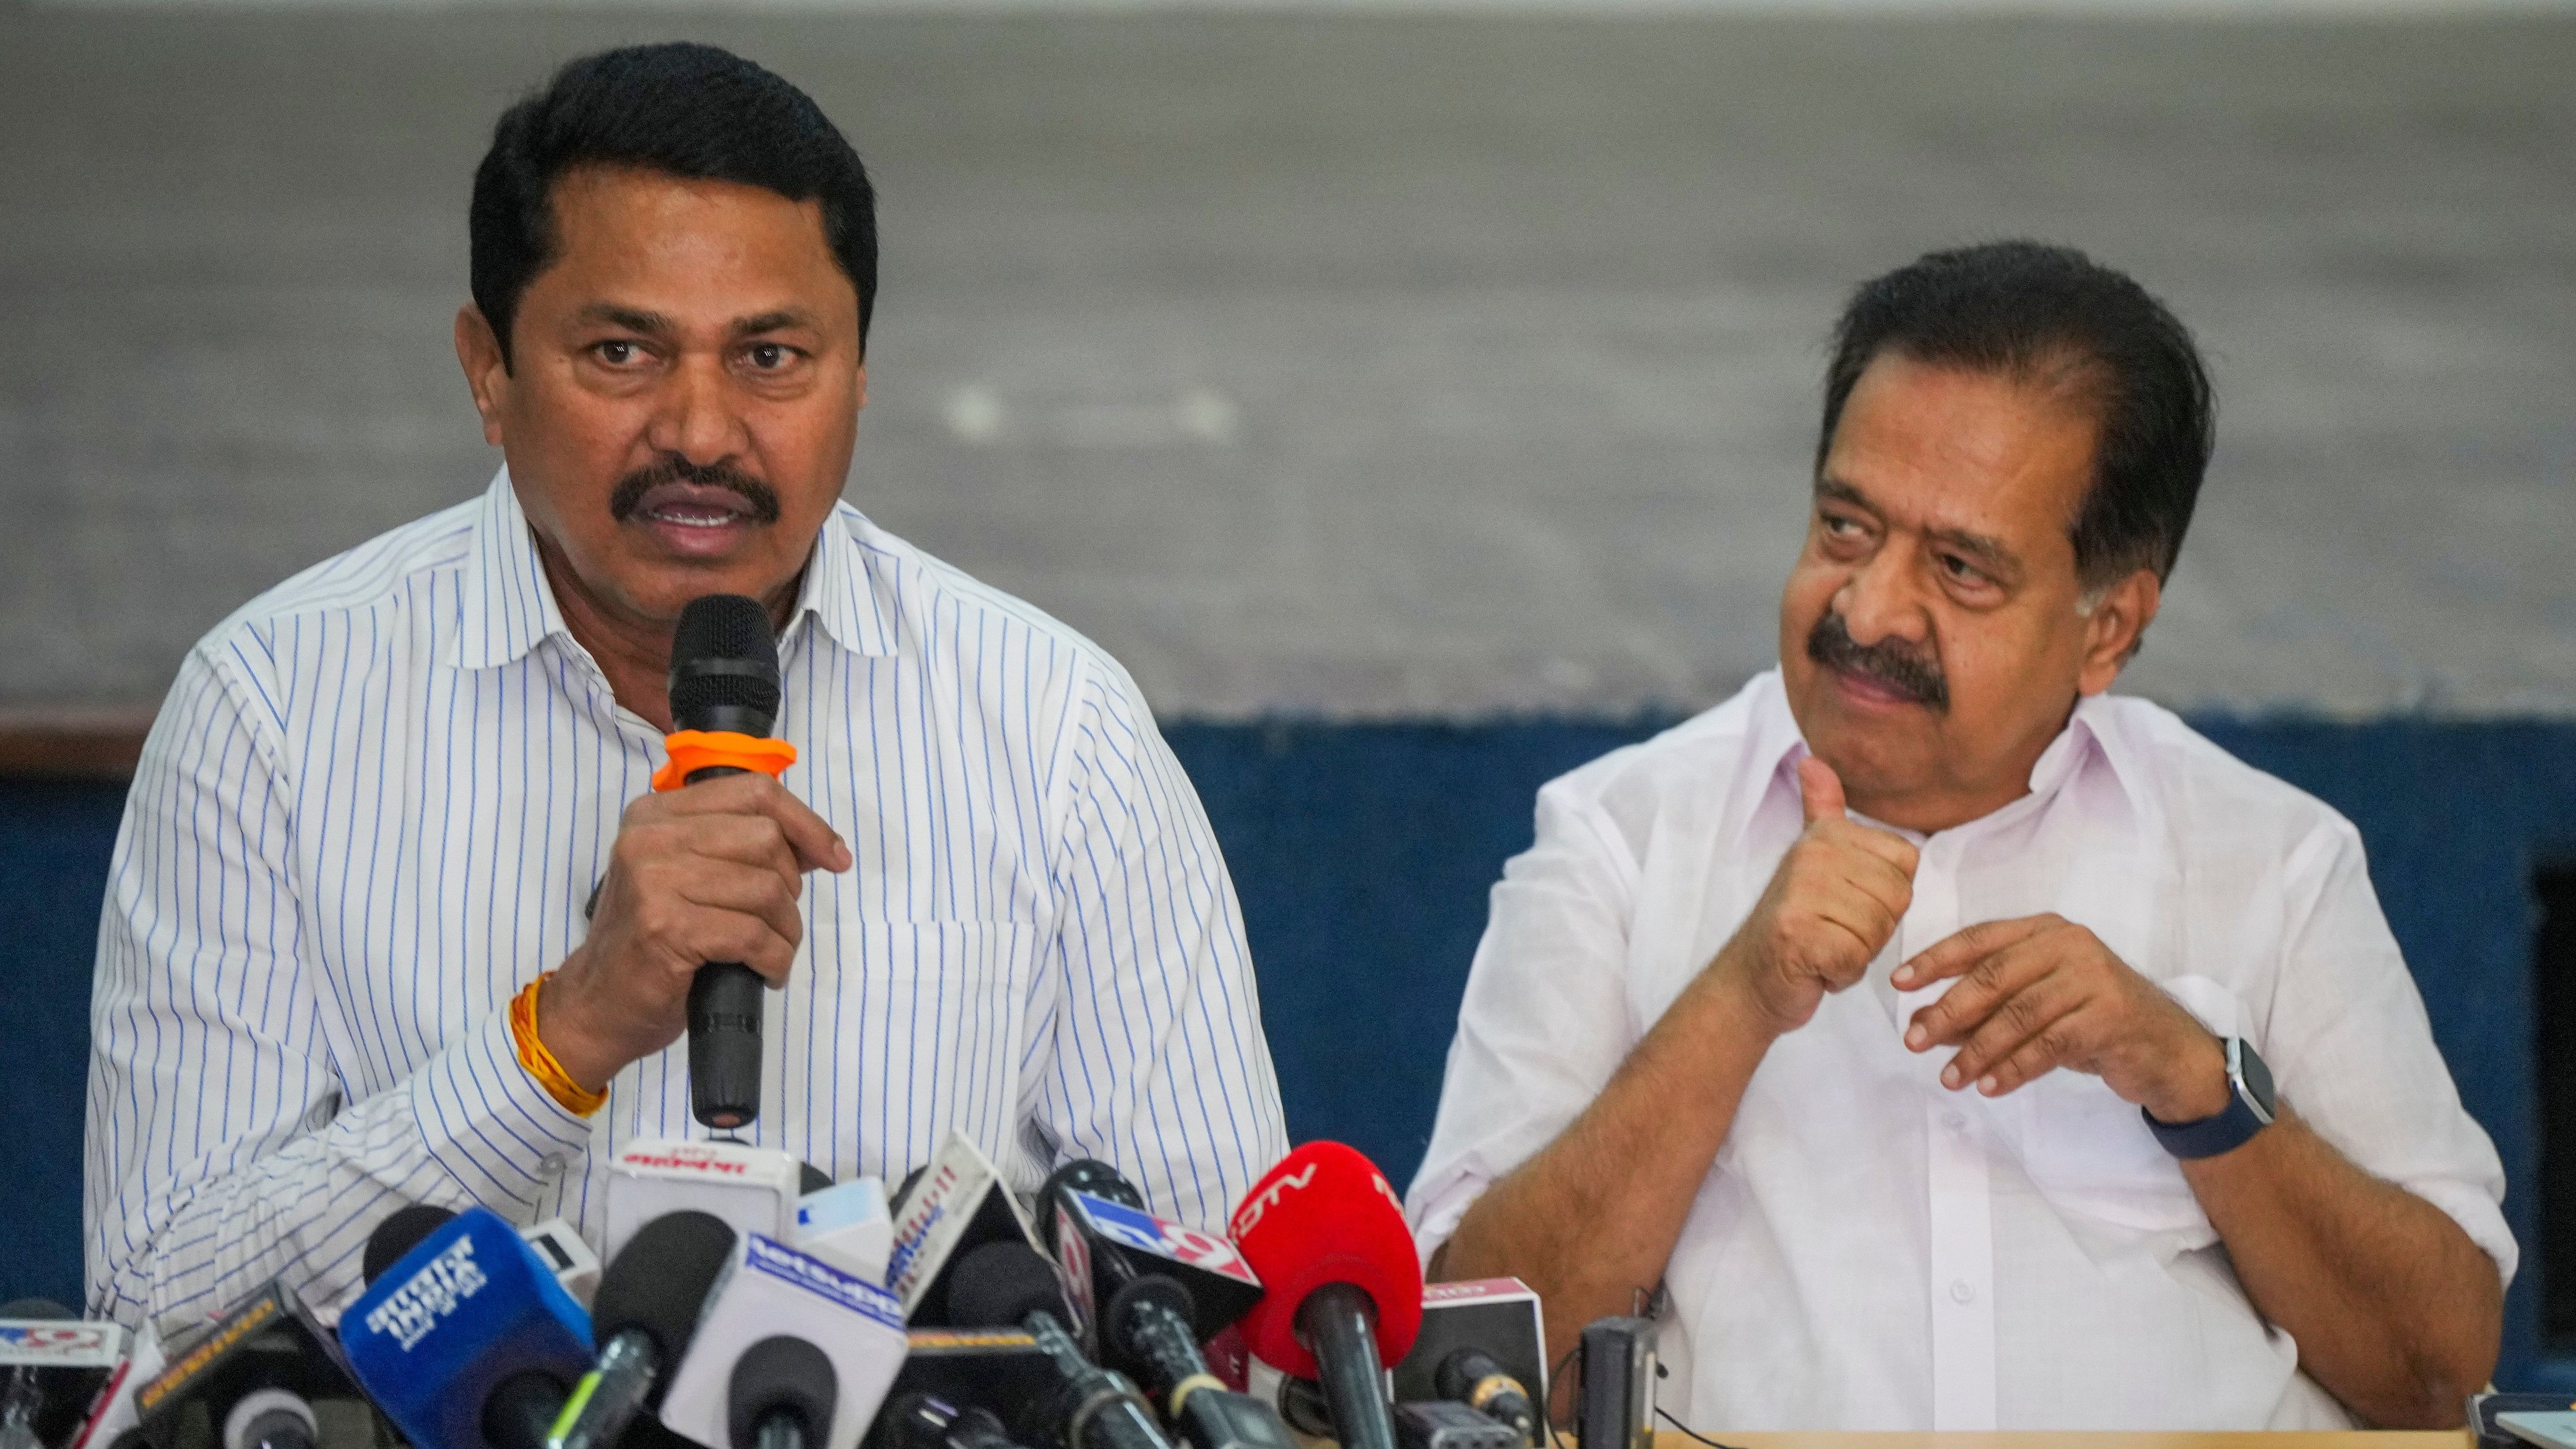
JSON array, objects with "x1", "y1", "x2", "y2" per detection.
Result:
[{"x1": 408, "y1": 1005, "x2": 596, "y2": 1213}]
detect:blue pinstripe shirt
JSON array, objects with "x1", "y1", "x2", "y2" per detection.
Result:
[{"x1": 85, "y1": 469, "x2": 1288, "y2": 1332}]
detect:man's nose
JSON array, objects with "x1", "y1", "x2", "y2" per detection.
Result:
[
  {"x1": 1835, "y1": 547, "x2": 1932, "y2": 647},
  {"x1": 646, "y1": 353, "x2": 748, "y2": 465}
]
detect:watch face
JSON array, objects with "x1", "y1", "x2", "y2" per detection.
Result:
[{"x1": 2235, "y1": 1039, "x2": 2277, "y2": 1124}]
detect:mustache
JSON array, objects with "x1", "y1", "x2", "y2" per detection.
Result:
[
  {"x1": 1806, "y1": 610, "x2": 1949, "y2": 712},
  {"x1": 607, "y1": 456, "x2": 783, "y2": 525}
]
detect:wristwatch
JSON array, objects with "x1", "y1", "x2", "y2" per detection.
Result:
[{"x1": 2143, "y1": 1036, "x2": 2276, "y2": 1159}]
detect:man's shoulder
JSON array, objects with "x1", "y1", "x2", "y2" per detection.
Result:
[
  {"x1": 2089, "y1": 693, "x2": 2361, "y2": 854},
  {"x1": 1539, "y1": 672, "x2": 1789, "y2": 824},
  {"x1": 195, "y1": 495, "x2": 482, "y2": 664},
  {"x1": 837, "y1": 505, "x2": 1138, "y2": 702}
]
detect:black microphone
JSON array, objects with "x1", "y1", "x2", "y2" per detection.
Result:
[
  {"x1": 548, "y1": 1210, "x2": 740, "y2": 1449},
  {"x1": 1036, "y1": 1164, "x2": 1291, "y2": 1449},
  {"x1": 882, "y1": 1394, "x2": 1032, "y2": 1449},
  {"x1": 725, "y1": 1336, "x2": 836, "y2": 1449},
  {"x1": 669, "y1": 593, "x2": 787, "y2": 1130},
  {"x1": 946, "y1": 1242, "x2": 1176, "y2": 1449},
  {"x1": 131, "y1": 1281, "x2": 363, "y2": 1449},
  {"x1": 1431, "y1": 1351, "x2": 1536, "y2": 1449},
  {"x1": 362, "y1": 1204, "x2": 459, "y2": 1285},
  {"x1": 2, "y1": 1298, "x2": 110, "y2": 1449}
]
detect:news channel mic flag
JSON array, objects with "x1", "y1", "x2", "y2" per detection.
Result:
[{"x1": 84, "y1": 41, "x2": 1288, "y2": 1334}]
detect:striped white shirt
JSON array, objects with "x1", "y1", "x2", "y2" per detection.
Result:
[{"x1": 85, "y1": 469, "x2": 1288, "y2": 1333}]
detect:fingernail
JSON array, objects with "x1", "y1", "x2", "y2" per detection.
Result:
[
  {"x1": 1892, "y1": 964, "x2": 1916, "y2": 987},
  {"x1": 1905, "y1": 1024, "x2": 1929, "y2": 1050},
  {"x1": 1940, "y1": 1064, "x2": 1961, "y2": 1088},
  {"x1": 1978, "y1": 1076, "x2": 1999, "y2": 1096}
]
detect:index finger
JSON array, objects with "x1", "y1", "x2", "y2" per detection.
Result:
[
  {"x1": 656, "y1": 772, "x2": 852, "y2": 873},
  {"x1": 1893, "y1": 915, "x2": 2054, "y2": 990}
]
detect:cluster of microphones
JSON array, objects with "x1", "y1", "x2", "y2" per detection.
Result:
[{"x1": 2, "y1": 1133, "x2": 1671, "y2": 1449}]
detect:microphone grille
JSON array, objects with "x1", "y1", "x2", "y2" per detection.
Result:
[
  {"x1": 596, "y1": 1210, "x2": 740, "y2": 1357},
  {"x1": 362, "y1": 1204, "x2": 459, "y2": 1285},
  {"x1": 670, "y1": 595, "x2": 782, "y2": 734},
  {"x1": 946, "y1": 1240, "x2": 1068, "y2": 1330}
]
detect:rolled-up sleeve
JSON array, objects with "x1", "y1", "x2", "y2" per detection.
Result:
[
  {"x1": 1406, "y1": 770, "x2": 1641, "y2": 1262},
  {"x1": 2263, "y1": 818, "x2": 2516, "y2": 1283}
]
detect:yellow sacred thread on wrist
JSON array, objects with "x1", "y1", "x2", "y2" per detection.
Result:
[{"x1": 511, "y1": 974, "x2": 608, "y2": 1117}]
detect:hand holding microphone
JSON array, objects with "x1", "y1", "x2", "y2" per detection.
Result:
[{"x1": 538, "y1": 595, "x2": 850, "y2": 1122}]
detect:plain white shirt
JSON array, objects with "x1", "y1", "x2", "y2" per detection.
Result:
[
  {"x1": 87, "y1": 469, "x2": 1287, "y2": 1333},
  {"x1": 1407, "y1": 669, "x2": 2512, "y2": 1430}
]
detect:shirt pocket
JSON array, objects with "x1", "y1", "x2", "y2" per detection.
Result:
[
  {"x1": 2012, "y1": 1070, "x2": 2214, "y2": 1240},
  {"x1": 782, "y1": 917, "x2": 1037, "y2": 1177}
]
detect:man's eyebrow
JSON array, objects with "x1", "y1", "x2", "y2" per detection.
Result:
[
  {"x1": 1927, "y1": 524, "x2": 2018, "y2": 571},
  {"x1": 573, "y1": 303, "x2": 675, "y2": 334},
  {"x1": 1817, "y1": 475, "x2": 2020, "y2": 572},
  {"x1": 1814, "y1": 477, "x2": 1877, "y2": 513},
  {"x1": 732, "y1": 309, "x2": 819, "y2": 336}
]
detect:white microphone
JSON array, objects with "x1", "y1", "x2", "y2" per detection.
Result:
[
  {"x1": 657, "y1": 1235, "x2": 908, "y2": 1449},
  {"x1": 791, "y1": 1177, "x2": 892, "y2": 1285},
  {"x1": 519, "y1": 1218, "x2": 603, "y2": 1307},
  {"x1": 886, "y1": 1131, "x2": 1041, "y2": 1324},
  {"x1": 606, "y1": 1138, "x2": 803, "y2": 1265}
]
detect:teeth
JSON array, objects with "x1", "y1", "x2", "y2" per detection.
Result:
[{"x1": 647, "y1": 507, "x2": 740, "y2": 528}]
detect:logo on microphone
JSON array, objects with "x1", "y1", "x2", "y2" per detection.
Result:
[
  {"x1": 362, "y1": 1236, "x2": 489, "y2": 1351},
  {"x1": 1072, "y1": 1193, "x2": 1260, "y2": 1287},
  {"x1": 1228, "y1": 1162, "x2": 1317, "y2": 1239}
]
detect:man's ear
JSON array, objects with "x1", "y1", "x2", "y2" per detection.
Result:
[
  {"x1": 2077, "y1": 568, "x2": 2162, "y2": 696},
  {"x1": 454, "y1": 304, "x2": 511, "y2": 448}
]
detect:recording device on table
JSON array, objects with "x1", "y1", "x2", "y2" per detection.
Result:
[
  {"x1": 1035, "y1": 1161, "x2": 1289, "y2": 1449},
  {"x1": 2476, "y1": 1395, "x2": 2576, "y2": 1449},
  {"x1": 1571, "y1": 1318, "x2": 1656, "y2": 1449},
  {"x1": 1226, "y1": 1143, "x2": 1423, "y2": 1449},
  {"x1": 335, "y1": 1205, "x2": 594, "y2": 1449},
  {"x1": 667, "y1": 593, "x2": 793, "y2": 1133}
]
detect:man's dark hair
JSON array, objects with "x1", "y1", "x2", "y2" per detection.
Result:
[
  {"x1": 1816, "y1": 240, "x2": 2215, "y2": 589},
  {"x1": 469, "y1": 43, "x2": 877, "y2": 369}
]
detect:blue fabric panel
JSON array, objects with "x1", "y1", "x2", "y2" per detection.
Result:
[{"x1": 10, "y1": 719, "x2": 2576, "y2": 1386}]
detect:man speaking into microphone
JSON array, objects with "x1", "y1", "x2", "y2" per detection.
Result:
[{"x1": 85, "y1": 43, "x2": 1285, "y2": 1334}]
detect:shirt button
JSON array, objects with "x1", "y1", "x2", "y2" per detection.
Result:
[
  {"x1": 1949, "y1": 1279, "x2": 1976, "y2": 1305},
  {"x1": 1943, "y1": 1112, "x2": 1968, "y2": 1133}
]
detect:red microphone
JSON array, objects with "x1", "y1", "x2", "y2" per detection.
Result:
[{"x1": 1227, "y1": 1143, "x2": 1424, "y2": 1449}]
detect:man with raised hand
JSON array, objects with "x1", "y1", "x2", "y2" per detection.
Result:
[{"x1": 1409, "y1": 241, "x2": 2507, "y2": 1429}]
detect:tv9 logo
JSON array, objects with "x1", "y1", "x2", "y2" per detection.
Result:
[{"x1": 1071, "y1": 1193, "x2": 1260, "y2": 1286}]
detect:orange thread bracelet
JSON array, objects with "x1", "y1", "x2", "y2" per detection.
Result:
[
  {"x1": 652, "y1": 730, "x2": 798, "y2": 793},
  {"x1": 510, "y1": 974, "x2": 608, "y2": 1117}
]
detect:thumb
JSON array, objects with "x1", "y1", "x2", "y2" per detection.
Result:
[{"x1": 1798, "y1": 754, "x2": 1846, "y2": 827}]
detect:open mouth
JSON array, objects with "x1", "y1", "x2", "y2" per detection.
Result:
[{"x1": 633, "y1": 482, "x2": 761, "y2": 529}]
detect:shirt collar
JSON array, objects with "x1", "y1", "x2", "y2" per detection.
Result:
[
  {"x1": 451, "y1": 470, "x2": 899, "y2": 669},
  {"x1": 1748, "y1": 667, "x2": 2146, "y2": 840}
]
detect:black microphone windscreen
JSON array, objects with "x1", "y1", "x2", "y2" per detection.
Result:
[
  {"x1": 362, "y1": 1205, "x2": 459, "y2": 1286},
  {"x1": 727, "y1": 1336, "x2": 837, "y2": 1449},
  {"x1": 946, "y1": 1242, "x2": 1068, "y2": 1330},
  {"x1": 595, "y1": 1211, "x2": 739, "y2": 1356},
  {"x1": 799, "y1": 1162, "x2": 834, "y2": 1197},
  {"x1": 0, "y1": 1298, "x2": 71, "y2": 1318},
  {"x1": 670, "y1": 596, "x2": 781, "y2": 733}
]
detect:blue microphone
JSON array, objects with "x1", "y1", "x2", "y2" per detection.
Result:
[{"x1": 337, "y1": 1206, "x2": 595, "y2": 1449}]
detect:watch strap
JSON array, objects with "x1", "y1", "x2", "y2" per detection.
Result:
[{"x1": 2144, "y1": 1038, "x2": 2273, "y2": 1160}]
